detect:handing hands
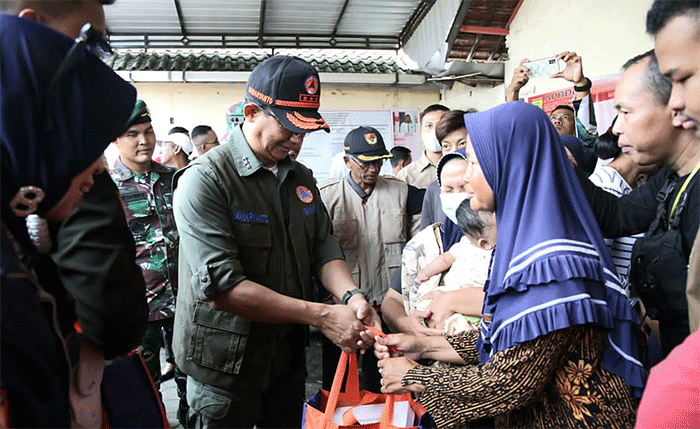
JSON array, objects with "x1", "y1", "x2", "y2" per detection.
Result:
[
  {"x1": 374, "y1": 334, "x2": 426, "y2": 394},
  {"x1": 318, "y1": 295, "x2": 379, "y2": 354},
  {"x1": 377, "y1": 357, "x2": 423, "y2": 394},
  {"x1": 373, "y1": 333, "x2": 425, "y2": 361}
]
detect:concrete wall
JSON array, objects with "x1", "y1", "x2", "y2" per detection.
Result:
[
  {"x1": 131, "y1": 81, "x2": 442, "y2": 139},
  {"x1": 444, "y1": 0, "x2": 655, "y2": 107}
]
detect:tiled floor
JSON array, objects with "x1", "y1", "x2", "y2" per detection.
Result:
[{"x1": 159, "y1": 328, "x2": 324, "y2": 428}]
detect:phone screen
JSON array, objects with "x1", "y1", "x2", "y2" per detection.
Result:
[{"x1": 523, "y1": 57, "x2": 560, "y2": 78}]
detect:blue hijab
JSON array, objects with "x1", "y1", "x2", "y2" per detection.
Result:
[
  {"x1": 1, "y1": 14, "x2": 136, "y2": 250},
  {"x1": 463, "y1": 102, "x2": 647, "y2": 396}
]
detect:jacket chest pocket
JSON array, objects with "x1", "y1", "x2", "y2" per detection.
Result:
[
  {"x1": 188, "y1": 302, "x2": 250, "y2": 374},
  {"x1": 231, "y1": 221, "x2": 272, "y2": 275},
  {"x1": 382, "y1": 214, "x2": 406, "y2": 269}
]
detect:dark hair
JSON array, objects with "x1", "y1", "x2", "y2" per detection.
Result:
[
  {"x1": 594, "y1": 116, "x2": 621, "y2": 160},
  {"x1": 191, "y1": 125, "x2": 213, "y2": 143},
  {"x1": 456, "y1": 199, "x2": 485, "y2": 239},
  {"x1": 622, "y1": 50, "x2": 672, "y2": 105},
  {"x1": 646, "y1": 0, "x2": 699, "y2": 35},
  {"x1": 551, "y1": 105, "x2": 575, "y2": 115},
  {"x1": 435, "y1": 110, "x2": 466, "y2": 143},
  {"x1": 169, "y1": 126, "x2": 189, "y2": 135},
  {"x1": 420, "y1": 104, "x2": 450, "y2": 125},
  {"x1": 389, "y1": 146, "x2": 411, "y2": 168}
]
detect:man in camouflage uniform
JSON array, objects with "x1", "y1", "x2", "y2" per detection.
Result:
[{"x1": 110, "y1": 100, "x2": 179, "y2": 391}]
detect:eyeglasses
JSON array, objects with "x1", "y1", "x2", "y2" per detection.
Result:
[
  {"x1": 45, "y1": 23, "x2": 113, "y2": 132},
  {"x1": 350, "y1": 156, "x2": 383, "y2": 171},
  {"x1": 258, "y1": 104, "x2": 306, "y2": 138}
]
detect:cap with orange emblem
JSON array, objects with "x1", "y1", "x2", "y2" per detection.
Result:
[
  {"x1": 245, "y1": 55, "x2": 330, "y2": 134},
  {"x1": 343, "y1": 126, "x2": 393, "y2": 162}
]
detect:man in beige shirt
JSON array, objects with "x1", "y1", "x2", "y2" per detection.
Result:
[{"x1": 396, "y1": 104, "x2": 449, "y2": 189}]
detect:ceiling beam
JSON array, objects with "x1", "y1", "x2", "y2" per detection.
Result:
[
  {"x1": 466, "y1": 34, "x2": 481, "y2": 62},
  {"x1": 506, "y1": 0, "x2": 525, "y2": 29},
  {"x1": 331, "y1": 0, "x2": 351, "y2": 39},
  {"x1": 399, "y1": 0, "x2": 436, "y2": 47},
  {"x1": 107, "y1": 33, "x2": 401, "y2": 50},
  {"x1": 443, "y1": 0, "x2": 473, "y2": 62},
  {"x1": 487, "y1": 36, "x2": 504, "y2": 62},
  {"x1": 258, "y1": 0, "x2": 266, "y2": 47},
  {"x1": 459, "y1": 25, "x2": 508, "y2": 36},
  {"x1": 173, "y1": 0, "x2": 186, "y2": 37}
]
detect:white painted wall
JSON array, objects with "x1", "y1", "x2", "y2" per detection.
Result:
[
  {"x1": 444, "y1": 0, "x2": 656, "y2": 107},
  {"x1": 129, "y1": 81, "x2": 442, "y2": 140}
]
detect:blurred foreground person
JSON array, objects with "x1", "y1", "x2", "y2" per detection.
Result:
[{"x1": 0, "y1": 3, "x2": 145, "y2": 426}]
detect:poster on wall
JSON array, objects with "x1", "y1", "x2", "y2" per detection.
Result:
[
  {"x1": 296, "y1": 110, "x2": 394, "y2": 182},
  {"x1": 526, "y1": 73, "x2": 621, "y2": 133},
  {"x1": 392, "y1": 109, "x2": 421, "y2": 161}
]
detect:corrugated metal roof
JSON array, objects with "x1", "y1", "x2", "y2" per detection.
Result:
[
  {"x1": 105, "y1": 0, "x2": 435, "y2": 50},
  {"x1": 103, "y1": 0, "x2": 521, "y2": 84}
]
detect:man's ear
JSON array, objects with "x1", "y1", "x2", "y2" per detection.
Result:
[
  {"x1": 343, "y1": 155, "x2": 353, "y2": 169},
  {"x1": 243, "y1": 103, "x2": 261, "y2": 122},
  {"x1": 173, "y1": 145, "x2": 182, "y2": 155}
]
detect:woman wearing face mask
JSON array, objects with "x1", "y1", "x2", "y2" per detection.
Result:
[
  {"x1": 399, "y1": 149, "x2": 490, "y2": 333},
  {"x1": 375, "y1": 102, "x2": 646, "y2": 429},
  {"x1": 420, "y1": 109, "x2": 475, "y2": 228},
  {"x1": 383, "y1": 110, "x2": 479, "y2": 335}
]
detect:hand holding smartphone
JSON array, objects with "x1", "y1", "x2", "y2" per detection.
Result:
[{"x1": 523, "y1": 56, "x2": 560, "y2": 78}]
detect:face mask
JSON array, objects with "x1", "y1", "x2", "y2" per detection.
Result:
[
  {"x1": 440, "y1": 193, "x2": 469, "y2": 225},
  {"x1": 427, "y1": 130, "x2": 442, "y2": 153}
]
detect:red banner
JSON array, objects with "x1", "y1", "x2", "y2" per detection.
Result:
[{"x1": 527, "y1": 75, "x2": 620, "y2": 114}]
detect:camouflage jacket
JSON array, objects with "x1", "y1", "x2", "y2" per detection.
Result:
[{"x1": 110, "y1": 158, "x2": 178, "y2": 321}]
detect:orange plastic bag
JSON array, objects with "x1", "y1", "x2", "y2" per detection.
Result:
[{"x1": 302, "y1": 351, "x2": 429, "y2": 428}]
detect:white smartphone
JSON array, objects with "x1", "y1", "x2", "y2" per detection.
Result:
[{"x1": 523, "y1": 57, "x2": 560, "y2": 78}]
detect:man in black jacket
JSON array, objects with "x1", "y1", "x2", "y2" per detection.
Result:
[{"x1": 580, "y1": 50, "x2": 700, "y2": 358}]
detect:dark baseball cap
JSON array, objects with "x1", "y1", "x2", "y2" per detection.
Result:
[
  {"x1": 344, "y1": 126, "x2": 392, "y2": 162},
  {"x1": 245, "y1": 55, "x2": 330, "y2": 134}
]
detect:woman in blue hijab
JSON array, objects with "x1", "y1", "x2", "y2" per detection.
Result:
[{"x1": 375, "y1": 102, "x2": 647, "y2": 429}]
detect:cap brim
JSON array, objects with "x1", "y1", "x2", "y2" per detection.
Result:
[
  {"x1": 355, "y1": 152, "x2": 393, "y2": 162},
  {"x1": 269, "y1": 106, "x2": 331, "y2": 134}
]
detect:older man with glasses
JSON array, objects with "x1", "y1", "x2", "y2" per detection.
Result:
[{"x1": 318, "y1": 126, "x2": 424, "y2": 393}]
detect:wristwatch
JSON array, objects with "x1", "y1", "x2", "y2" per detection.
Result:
[
  {"x1": 341, "y1": 288, "x2": 365, "y2": 305},
  {"x1": 574, "y1": 77, "x2": 592, "y2": 92}
]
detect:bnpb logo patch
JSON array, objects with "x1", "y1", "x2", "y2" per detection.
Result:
[
  {"x1": 364, "y1": 133, "x2": 378, "y2": 145},
  {"x1": 304, "y1": 76, "x2": 319, "y2": 95},
  {"x1": 296, "y1": 186, "x2": 314, "y2": 203}
]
